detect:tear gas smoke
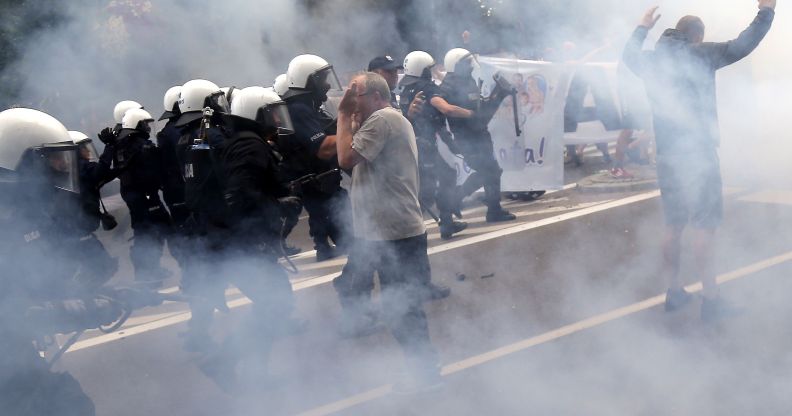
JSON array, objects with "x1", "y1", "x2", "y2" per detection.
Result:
[{"x1": 0, "y1": 0, "x2": 790, "y2": 415}]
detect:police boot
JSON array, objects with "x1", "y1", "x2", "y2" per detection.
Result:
[
  {"x1": 315, "y1": 242, "x2": 339, "y2": 262},
  {"x1": 485, "y1": 205, "x2": 516, "y2": 223},
  {"x1": 439, "y1": 216, "x2": 468, "y2": 240}
]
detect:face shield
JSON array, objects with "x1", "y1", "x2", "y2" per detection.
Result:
[
  {"x1": 35, "y1": 143, "x2": 81, "y2": 193},
  {"x1": 457, "y1": 54, "x2": 482, "y2": 81},
  {"x1": 309, "y1": 66, "x2": 342, "y2": 102},
  {"x1": 77, "y1": 140, "x2": 99, "y2": 162},
  {"x1": 256, "y1": 101, "x2": 295, "y2": 135},
  {"x1": 207, "y1": 90, "x2": 230, "y2": 113}
]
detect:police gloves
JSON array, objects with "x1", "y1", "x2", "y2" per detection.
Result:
[{"x1": 97, "y1": 127, "x2": 117, "y2": 146}]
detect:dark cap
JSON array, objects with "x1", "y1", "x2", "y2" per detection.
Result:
[{"x1": 367, "y1": 55, "x2": 403, "y2": 71}]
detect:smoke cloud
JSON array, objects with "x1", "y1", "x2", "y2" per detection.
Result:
[{"x1": 1, "y1": 0, "x2": 790, "y2": 414}]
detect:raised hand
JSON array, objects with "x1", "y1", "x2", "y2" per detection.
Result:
[
  {"x1": 758, "y1": 0, "x2": 776, "y2": 10},
  {"x1": 640, "y1": 6, "x2": 662, "y2": 29}
]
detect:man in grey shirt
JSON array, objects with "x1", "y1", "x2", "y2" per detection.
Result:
[{"x1": 335, "y1": 71, "x2": 442, "y2": 392}]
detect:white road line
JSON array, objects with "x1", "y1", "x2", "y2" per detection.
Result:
[
  {"x1": 296, "y1": 249, "x2": 792, "y2": 416},
  {"x1": 293, "y1": 201, "x2": 605, "y2": 274},
  {"x1": 65, "y1": 189, "x2": 657, "y2": 353},
  {"x1": 284, "y1": 184, "x2": 577, "y2": 262}
]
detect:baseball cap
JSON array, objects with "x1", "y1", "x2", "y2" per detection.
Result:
[{"x1": 367, "y1": 55, "x2": 404, "y2": 71}]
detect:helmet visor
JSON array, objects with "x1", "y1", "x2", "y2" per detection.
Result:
[
  {"x1": 257, "y1": 101, "x2": 295, "y2": 135},
  {"x1": 37, "y1": 143, "x2": 80, "y2": 193},
  {"x1": 208, "y1": 91, "x2": 230, "y2": 113},
  {"x1": 78, "y1": 141, "x2": 99, "y2": 162},
  {"x1": 312, "y1": 66, "x2": 342, "y2": 93}
]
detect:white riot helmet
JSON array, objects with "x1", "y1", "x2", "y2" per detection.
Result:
[
  {"x1": 273, "y1": 74, "x2": 289, "y2": 97},
  {"x1": 221, "y1": 86, "x2": 239, "y2": 106},
  {"x1": 283, "y1": 54, "x2": 341, "y2": 101},
  {"x1": 444, "y1": 48, "x2": 476, "y2": 73},
  {"x1": 0, "y1": 108, "x2": 80, "y2": 193},
  {"x1": 160, "y1": 86, "x2": 181, "y2": 121},
  {"x1": 403, "y1": 51, "x2": 435, "y2": 78},
  {"x1": 230, "y1": 86, "x2": 294, "y2": 135},
  {"x1": 68, "y1": 130, "x2": 99, "y2": 162},
  {"x1": 67, "y1": 130, "x2": 90, "y2": 144},
  {"x1": 113, "y1": 100, "x2": 144, "y2": 124},
  {"x1": 175, "y1": 79, "x2": 228, "y2": 126},
  {"x1": 121, "y1": 108, "x2": 155, "y2": 133}
]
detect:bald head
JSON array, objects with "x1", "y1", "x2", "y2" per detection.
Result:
[{"x1": 676, "y1": 15, "x2": 705, "y2": 43}]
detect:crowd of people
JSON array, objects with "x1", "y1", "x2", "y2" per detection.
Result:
[{"x1": 0, "y1": 1, "x2": 775, "y2": 413}]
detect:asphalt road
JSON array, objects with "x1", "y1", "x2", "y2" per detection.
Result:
[{"x1": 54, "y1": 152, "x2": 792, "y2": 415}]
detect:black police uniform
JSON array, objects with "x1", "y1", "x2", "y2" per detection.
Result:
[
  {"x1": 173, "y1": 116, "x2": 233, "y2": 343},
  {"x1": 115, "y1": 129, "x2": 172, "y2": 285},
  {"x1": 399, "y1": 76, "x2": 460, "y2": 229},
  {"x1": 180, "y1": 116, "x2": 299, "y2": 380},
  {"x1": 0, "y1": 178, "x2": 120, "y2": 416},
  {"x1": 282, "y1": 94, "x2": 351, "y2": 258},
  {"x1": 440, "y1": 71, "x2": 511, "y2": 219},
  {"x1": 157, "y1": 118, "x2": 190, "y2": 227},
  {"x1": 70, "y1": 144, "x2": 119, "y2": 288}
]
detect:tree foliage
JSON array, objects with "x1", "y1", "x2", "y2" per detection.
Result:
[{"x1": 0, "y1": 0, "x2": 69, "y2": 106}]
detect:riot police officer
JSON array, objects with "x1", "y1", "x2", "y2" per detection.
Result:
[
  {"x1": 194, "y1": 86, "x2": 305, "y2": 388},
  {"x1": 96, "y1": 100, "x2": 145, "y2": 147},
  {"x1": 440, "y1": 48, "x2": 516, "y2": 223},
  {"x1": 67, "y1": 130, "x2": 118, "y2": 288},
  {"x1": 169, "y1": 79, "x2": 233, "y2": 352},
  {"x1": 115, "y1": 108, "x2": 173, "y2": 287},
  {"x1": 157, "y1": 86, "x2": 190, "y2": 229},
  {"x1": 0, "y1": 108, "x2": 124, "y2": 416},
  {"x1": 271, "y1": 74, "x2": 303, "y2": 256},
  {"x1": 281, "y1": 54, "x2": 352, "y2": 261},
  {"x1": 399, "y1": 51, "x2": 470, "y2": 239}
]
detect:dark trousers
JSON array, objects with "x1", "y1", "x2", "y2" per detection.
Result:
[
  {"x1": 333, "y1": 233, "x2": 437, "y2": 365},
  {"x1": 124, "y1": 192, "x2": 171, "y2": 283},
  {"x1": 418, "y1": 139, "x2": 458, "y2": 223},
  {"x1": 184, "y1": 242, "x2": 295, "y2": 358},
  {"x1": 456, "y1": 137, "x2": 504, "y2": 211},
  {"x1": 302, "y1": 187, "x2": 352, "y2": 251}
]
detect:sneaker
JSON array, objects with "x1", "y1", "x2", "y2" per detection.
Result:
[
  {"x1": 664, "y1": 288, "x2": 693, "y2": 312},
  {"x1": 610, "y1": 167, "x2": 634, "y2": 179},
  {"x1": 486, "y1": 209, "x2": 516, "y2": 223},
  {"x1": 701, "y1": 297, "x2": 742, "y2": 323},
  {"x1": 439, "y1": 220, "x2": 468, "y2": 240},
  {"x1": 427, "y1": 282, "x2": 451, "y2": 300}
]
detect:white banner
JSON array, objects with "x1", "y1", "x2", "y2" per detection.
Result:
[{"x1": 443, "y1": 57, "x2": 570, "y2": 192}]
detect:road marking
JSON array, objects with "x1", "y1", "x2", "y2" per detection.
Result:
[
  {"x1": 284, "y1": 184, "x2": 577, "y2": 262},
  {"x1": 296, "y1": 249, "x2": 792, "y2": 416},
  {"x1": 65, "y1": 189, "x2": 657, "y2": 353},
  {"x1": 293, "y1": 201, "x2": 606, "y2": 274}
]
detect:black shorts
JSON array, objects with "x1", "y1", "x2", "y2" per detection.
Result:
[{"x1": 656, "y1": 151, "x2": 723, "y2": 229}]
